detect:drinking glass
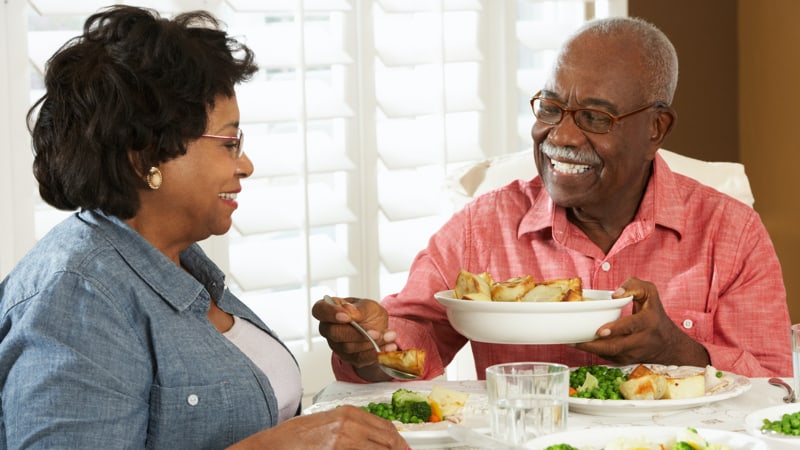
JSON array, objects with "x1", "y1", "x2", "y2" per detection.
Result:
[{"x1": 485, "y1": 362, "x2": 569, "y2": 445}]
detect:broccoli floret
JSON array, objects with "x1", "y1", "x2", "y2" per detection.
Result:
[
  {"x1": 391, "y1": 389, "x2": 429, "y2": 408},
  {"x1": 397, "y1": 401, "x2": 432, "y2": 422},
  {"x1": 390, "y1": 389, "x2": 433, "y2": 422},
  {"x1": 672, "y1": 443, "x2": 695, "y2": 450}
]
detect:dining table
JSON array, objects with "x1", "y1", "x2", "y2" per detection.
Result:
[{"x1": 310, "y1": 376, "x2": 799, "y2": 449}]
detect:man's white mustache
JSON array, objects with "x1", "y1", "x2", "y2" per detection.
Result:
[{"x1": 540, "y1": 141, "x2": 600, "y2": 165}]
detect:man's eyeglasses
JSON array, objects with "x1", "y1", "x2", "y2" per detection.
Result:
[
  {"x1": 530, "y1": 91, "x2": 667, "y2": 134},
  {"x1": 201, "y1": 129, "x2": 244, "y2": 159}
]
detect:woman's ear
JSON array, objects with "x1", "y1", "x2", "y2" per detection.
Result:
[
  {"x1": 127, "y1": 150, "x2": 146, "y2": 178},
  {"x1": 650, "y1": 105, "x2": 677, "y2": 146}
]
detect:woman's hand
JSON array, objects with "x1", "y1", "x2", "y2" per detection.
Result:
[
  {"x1": 229, "y1": 405, "x2": 408, "y2": 449},
  {"x1": 575, "y1": 277, "x2": 710, "y2": 367}
]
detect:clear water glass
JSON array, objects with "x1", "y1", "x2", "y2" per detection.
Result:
[{"x1": 486, "y1": 362, "x2": 569, "y2": 445}]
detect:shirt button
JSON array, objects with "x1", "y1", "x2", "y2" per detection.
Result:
[
  {"x1": 187, "y1": 394, "x2": 199, "y2": 406},
  {"x1": 601, "y1": 261, "x2": 611, "y2": 271},
  {"x1": 683, "y1": 319, "x2": 693, "y2": 329}
]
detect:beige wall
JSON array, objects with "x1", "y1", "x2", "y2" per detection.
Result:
[
  {"x1": 630, "y1": 0, "x2": 799, "y2": 322},
  {"x1": 738, "y1": 0, "x2": 800, "y2": 323}
]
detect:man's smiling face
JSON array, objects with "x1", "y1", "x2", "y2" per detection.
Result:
[{"x1": 531, "y1": 33, "x2": 660, "y2": 213}]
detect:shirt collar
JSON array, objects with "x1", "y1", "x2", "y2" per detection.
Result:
[
  {"x1": 78, "y1": 209, "x2": 225, "y2": 312},
  {"x1": 517, "y1": 152, "x2": 686, "y2": 239},
  {"x1": 648, "y1": 152, "x2": 686, "y2": 237}
]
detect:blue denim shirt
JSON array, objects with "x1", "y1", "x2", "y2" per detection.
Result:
[{"x1": 0, "y1": 210, "x2": 296, "y2": 449}]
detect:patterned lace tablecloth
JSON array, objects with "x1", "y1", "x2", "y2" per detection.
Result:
[{"x1": 311, "y1": 377, "x2": 794, "y2": 449}]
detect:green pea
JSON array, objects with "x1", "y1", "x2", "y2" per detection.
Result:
[
  {"x1": 761, "y1": 411, "x2": 800, "y2": 436},
  {"x1": 569, "y1": 365, "x2": 629, "y2": 400}
]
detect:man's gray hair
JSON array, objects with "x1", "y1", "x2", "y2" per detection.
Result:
[{"x1": 563, "y1": 16, "x2": 679, "y2": 104}]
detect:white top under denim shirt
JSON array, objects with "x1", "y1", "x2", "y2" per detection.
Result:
[{"x1": 0, "y1": 209, "x2": 301, "y2": 449}]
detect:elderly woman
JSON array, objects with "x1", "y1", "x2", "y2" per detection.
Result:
[{"x1": 0, "y1": 6, "x2": 406, "y2": 449}]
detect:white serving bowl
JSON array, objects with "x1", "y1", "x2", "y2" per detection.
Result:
[{"x1": 433, "y1": 289, "x2": 633, "y2": 344}]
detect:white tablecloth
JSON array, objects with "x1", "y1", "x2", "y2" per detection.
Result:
[{"x1": 312, "y1": 377, "x2": 797, "y2": 449}]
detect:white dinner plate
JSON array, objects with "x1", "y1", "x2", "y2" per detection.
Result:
[
  {"x1": 303, "y1": 392, "x2": 490, "y2": 447},
  {"x1": 568, "y1": 365, "x2": 751, "y2": 416},
  {"x1": 744, "y1": 403, "x2": 800, "y2": 449},
  {"x1": 525, "y1": 426, "x2": 768, "y2": 449}
]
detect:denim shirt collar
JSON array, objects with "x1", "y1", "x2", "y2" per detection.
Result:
[{"x1": 78, "y1": 209, "x2": 222, "y2": 312}]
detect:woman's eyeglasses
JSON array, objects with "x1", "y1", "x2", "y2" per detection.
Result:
[{"x1": 201, "y1": 129, "x2": 244, "y2": 159}]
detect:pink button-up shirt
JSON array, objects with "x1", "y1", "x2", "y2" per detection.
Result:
[{"x1": 332, "y1": 154, "x2": 791, "y2": 381}]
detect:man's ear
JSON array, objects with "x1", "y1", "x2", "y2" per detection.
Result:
[{"x1": 649, "y1": 105, "x2": 677, "y2": 146}]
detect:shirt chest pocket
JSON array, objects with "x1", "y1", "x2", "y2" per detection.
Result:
[
  {"x1": 667, "y1": 307, "x2": 713, "y2": 342},
  {"x1": 147, "y1": 382, "x2": 234, "y2": 449}
]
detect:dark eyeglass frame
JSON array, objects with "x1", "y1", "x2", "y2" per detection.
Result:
[
  {"x1": 201, "y1": 129, "x2": 244, "y2": 159},
  {"x1": 530, "y1": 91, "x2": 667, "y2": 134}
]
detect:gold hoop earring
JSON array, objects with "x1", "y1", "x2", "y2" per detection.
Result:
[{"x1": 145, "y1": 167, "x2": 162, "y2": 190}]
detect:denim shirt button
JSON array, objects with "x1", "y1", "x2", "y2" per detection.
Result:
[{"x1": 187, "y1": 394, "x2": 199, "y2": 406}]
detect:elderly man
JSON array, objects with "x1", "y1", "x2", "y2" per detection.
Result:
[{"x1": 313, "y1": 17, "x2": 791, "y2": 381}]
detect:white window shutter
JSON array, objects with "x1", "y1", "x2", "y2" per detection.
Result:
[{"x1": 11, "y1": 0, "x2": 628, "y2": 398}]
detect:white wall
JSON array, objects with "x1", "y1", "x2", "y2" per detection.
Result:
[{"x1": 1, "y1": 1, "x2": 36, "y2": 278}]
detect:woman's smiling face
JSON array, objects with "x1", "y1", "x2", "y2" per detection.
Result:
[{"x1": 152, "y1": 94, "x2": 253, "y2": 244}]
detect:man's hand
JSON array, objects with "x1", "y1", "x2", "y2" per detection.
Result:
[
  {"x1": 575, "y1": 278, "x2": 710, "y2": 367},
  {"x1": 312, "y1": 296, "x2": 398, "y2": 381}
]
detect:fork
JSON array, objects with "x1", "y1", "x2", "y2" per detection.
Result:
[{"x1": 323, "y1": 295, "x2": 419, "y2": 380}]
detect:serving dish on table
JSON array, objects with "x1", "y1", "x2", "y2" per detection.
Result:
[
  {"x1": 302, "y1": 391, "x2": 490, "y2": 447},
  {"x1": 568, "y1": 364, "x2": 751, "y2": 417},
  {"x1": 744, "y1": 403, "x2": 800, "y2": 449},
  {"x1": 525, "y1": 425, "x2": 768, "y2": 449},
  {"x1": 433, "y1": 289, "x2": 633, "y2": 344}
]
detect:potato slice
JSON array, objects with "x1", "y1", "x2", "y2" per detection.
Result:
[
  {"x1": 491, "y1": 275, "x2": 536, "y2": 301},
  {"x1": 428, "y1": 385, "x2": 470, "y2": 418},
  {"x1": 663, "y1": 374, "x2": 706, "y2": 399},
  {"x1": 519, "y1": 278, "x2": 582, "y2": 302},
  {"x1": 619, "y1": 373, "x2": 668, "y2": 400},
  {"x1": 454, "y1": 269, "x2": 494, "y2": 300}
]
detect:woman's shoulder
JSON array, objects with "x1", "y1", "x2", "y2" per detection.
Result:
[{"x1": 1, "y1": 214, "x2": 128, "y2": 306}]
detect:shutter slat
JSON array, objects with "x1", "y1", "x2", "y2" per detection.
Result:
[
  {"x1": 234, "y1": 183, "x2": 357, "y2": 235},
  {"x1": 230, "y1": 234, "x2": 356, "y2": 291},
  {"x1": 226, "y1": 0, "x2": 352, "y2": 13},
  {"x1": 238, "y1": 82, "x2": 354, "y2": 122}
]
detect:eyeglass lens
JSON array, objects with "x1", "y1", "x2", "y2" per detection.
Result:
[
  {"x1": 235, "y1": 129, "x2": 244, "y2": 158},
  {"x1": 531, "y1": 98, "x2": 616, "y2": 134}
]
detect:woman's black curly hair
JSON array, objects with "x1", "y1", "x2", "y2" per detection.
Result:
[{"x1": 28, "y1": 5, "x2": 258, "y2": 219}]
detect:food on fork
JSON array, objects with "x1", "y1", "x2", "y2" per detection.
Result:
[
  {"x1": 324, "y1": 295, "x2": 427, "y2": 377},
  {"x1": 453, "y1": 269, "x2": 583, "y2": 302},
  {"x1": 377, "y1": 349, "x2": 426, "y2": 377}
]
